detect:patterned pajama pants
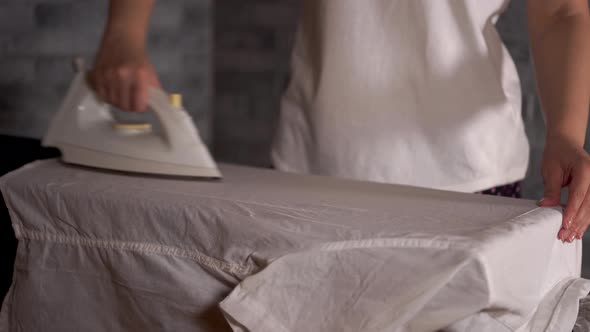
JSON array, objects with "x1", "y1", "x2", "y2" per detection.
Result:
[{"x1": 478, "y1": 182, "x2": 522, "y2": 198}]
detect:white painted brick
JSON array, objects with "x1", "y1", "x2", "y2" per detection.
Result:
[
  {"x1": 151, "y1": 1, "x2": 184, "y2": 30},
  {"x1": 37, "y1": 29, "x2": 101, "y2": 55},
  {"x1": 215, "y1": 50, "x2": 278, "y2": 72},
  {"x1": 34, "y1": 2, "x2": 107, "y2": 30},
  {"x1": 147, "y1": 29, "x2": 210, "y2": 53},
  {"x1": 0, "y1": 4, "x2": 35, "y2": 32},
  {"x1": 35, "y1": 56, "x2": 77, "y2": 83},
  {"x1": 0, "y1": 58, "x2": 35, "y2": 83}
]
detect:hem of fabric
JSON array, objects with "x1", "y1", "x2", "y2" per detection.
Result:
[
  {"x1": 220, "y1": 286, "x2": 289, "y2": 332},
  {"x1": 9, "y1": 224, "x2": 253, "y2": 279},
  {"x1": 272, "y1": 149, "x2": 528, "y2": 194},
  {"x1": 439, "y1": 164, "x2": 528, "y2": 193},
  {"x1": 545, "y1": 278, "x2": 590, "y2": 332}
]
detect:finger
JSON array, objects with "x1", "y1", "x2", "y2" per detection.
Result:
[
  {"x1": 576, "y1": 224, "x2": 589, "y2": 241},
  {"x1": 573, "y1": 218, "x2": 589, "y2": 240},
  {"x1": 541, "y1": 165, "x2": 568, "y2": 241},
  {"x1": 117, "y1": 68, "x2": 132, "y2": 111},
  {"x1": 563, "y1": 166, "x2": 590, "y2": 234},
  {"x1": 572, "y1": 187, "x2": 590, "y2": 240},
  {"x1": 104, "y1": 70, "x2": 119, "y2": 107},
  {"x1": 558, "y1": 228, "x2": 569, "y2": 242},
  {"x1": 539, "y1": 165, "x2": 564, "y2": 207},
  {"x1": 133, "y1": 72, "x2": 149, "y2": 113}
]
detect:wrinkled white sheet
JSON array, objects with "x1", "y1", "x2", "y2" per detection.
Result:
[{"x1": 1, "y1": 160, "x2": 589, "y2": 332}]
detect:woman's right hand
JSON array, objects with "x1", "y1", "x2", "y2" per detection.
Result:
[{"x1": 88, "y1": 40, "x2": 161, "y2": 113}]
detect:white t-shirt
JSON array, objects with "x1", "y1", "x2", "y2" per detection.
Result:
[{"x1": 271, "y1": 0, "x2": 530, "y2": 192}]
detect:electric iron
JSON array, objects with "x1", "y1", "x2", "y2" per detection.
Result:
[{"x1": 42, "y1": 61, "x2": 222, "y2": 179}]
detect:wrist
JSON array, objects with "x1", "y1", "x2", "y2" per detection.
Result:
[
  {"x1": 103, "y1": 24, "x2": 147, "y2": 49},
  {"x1": 104, "y1": 0, "x2": 153, "y2": 50},
  {"x1": 546, "y1": 129, "x2": 586, "y2": 148}
]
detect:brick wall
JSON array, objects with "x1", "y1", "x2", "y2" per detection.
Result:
[
  {"x1": 213, "y1": 0, "x2": 299, "y2": 167},
  {"x1": 496, "y1": 0, "x2": 546, "y2": 199},
  {"x1": 0, "y1": 0, "x2": 212, "y2": 143}
]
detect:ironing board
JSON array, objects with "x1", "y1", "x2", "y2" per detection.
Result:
[{"x1": 0, "y1": 159, "x2": 589, "y2": 332}]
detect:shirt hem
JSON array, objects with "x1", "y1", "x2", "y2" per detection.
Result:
[
  {"x1": 272, "y1": 149, "x2": 528, "y2": 194},
  {"x1": 438, "y1": 165, "x2": 528, "y2": 193}
]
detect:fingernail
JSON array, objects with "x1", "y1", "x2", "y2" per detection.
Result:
[
  {"x1": 558, "y1": 229, "x2": 568, "y2": 241},
  {"x1": 568, "y1": 233, "x2": 577, "y2": 243}
]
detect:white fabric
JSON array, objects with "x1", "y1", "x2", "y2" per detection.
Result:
[
  {"x1": 272, "y1": 0, "x2": 530, "y2": 192},
  {"x1": 1, "y1": 160, "x2": 588, "y2": 332}
]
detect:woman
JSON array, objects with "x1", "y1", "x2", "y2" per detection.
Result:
[{"x1": 90, "y1": 0, "x2": 590, "y2": 242}]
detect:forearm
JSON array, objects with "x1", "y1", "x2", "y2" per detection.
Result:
[
  {"x1": 528, "y1": 11, "x2": 590, "y2": 147},
  {"x1": 101, "y1": 0, "x2": 155, "y2": 49}
]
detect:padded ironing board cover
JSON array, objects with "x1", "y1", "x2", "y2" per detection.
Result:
[{"x1": 1, "y1": 160, "x2": 589, "y2": 332}]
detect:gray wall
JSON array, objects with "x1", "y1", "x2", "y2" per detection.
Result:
[
  {"x1": 0, "y1": 0, "x2": 587, "y2": 200},
  {"x1": 0, "y1": 0, "x2": 212, "y2": 143},
  {"x1": 214, "y1": 0, "x2": 298, "y2": 166},
  {"x1": 496, "y1": 0, "x2": 546, "y2": 200}
]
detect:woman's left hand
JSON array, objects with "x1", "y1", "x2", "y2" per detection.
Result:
[{"x1": 539, "y1": 134, "x2": 590, "y2": 243}]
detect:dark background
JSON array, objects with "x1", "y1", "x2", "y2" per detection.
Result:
[{"x1": 1, "y1": 0, "x2": 589, "y2": 300}]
